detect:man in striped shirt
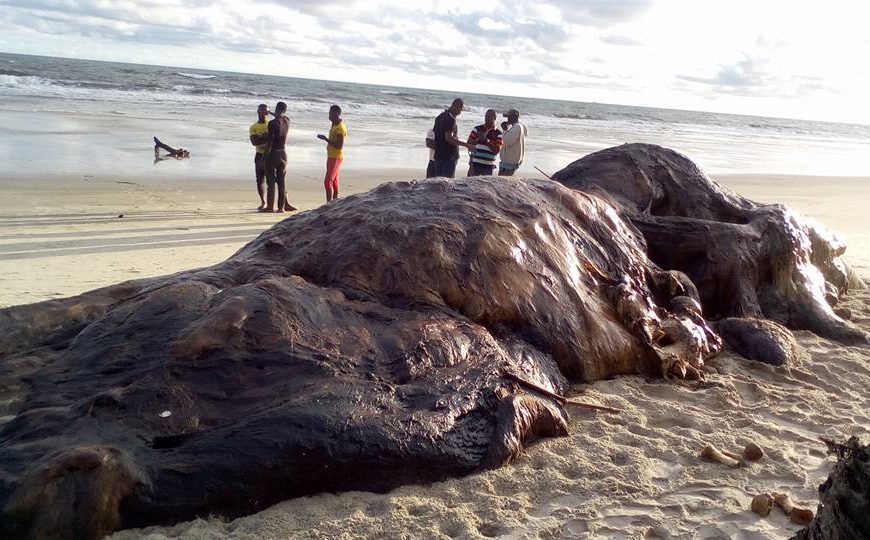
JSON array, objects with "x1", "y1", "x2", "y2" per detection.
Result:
[{"x1": 466, "y1": 109, "x2": 503, "y2": 176}]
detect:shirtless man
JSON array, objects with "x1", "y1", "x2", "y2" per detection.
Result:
[{"x1": 262, "y1": 101, "x2": 297, "y2": 213}]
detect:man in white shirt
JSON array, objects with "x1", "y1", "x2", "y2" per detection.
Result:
[{"x1": 499, "y1": 109, "x2": 528, "y2": 176}]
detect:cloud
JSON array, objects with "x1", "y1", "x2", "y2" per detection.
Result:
[
  {"x1": 542, "y1": 0, "x2": 653, "y2": 25},
  {"x1": 600, "y1": 34, "x2": 643, "y2": 46},
  {"x1": 678, "y1": 57, "x2": 771, "y2": 95},
  {"x1": 676, "y1": 56, "x2": 833, "y2": 100},
  {"x1": 437, "y1": 11, "x2": 571, "y2": 51}
]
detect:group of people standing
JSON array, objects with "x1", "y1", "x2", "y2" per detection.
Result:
[
  {"x1": 426, "y1": 98, "x2": 528, "y2": 178},
  {"x1": 249, "y1": 102, "x2": 346, "y2": 212},
  {"x1": 247, "y1": 96, "x2": 527, "y2": 211}
]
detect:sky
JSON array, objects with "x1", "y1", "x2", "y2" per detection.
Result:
[{"x1": 1, "y1": 0, "x2": 869, "y2": 124}]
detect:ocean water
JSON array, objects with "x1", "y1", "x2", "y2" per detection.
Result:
[{"x1": 2, "y1": 52, "x2": 870, "y2": 181}]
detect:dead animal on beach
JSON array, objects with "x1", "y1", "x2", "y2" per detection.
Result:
[
  {"x1": 552, "y1": 143, "x2": 868, "y2": 349},
  {"x1": 0, "y1": 144, "x2": 864, "y2": 539},
  {"x1": 0, "y1": 173, "x2": 721, "y2": 539}
]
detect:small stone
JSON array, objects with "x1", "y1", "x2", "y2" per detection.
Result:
[
  {"x1": 751, "y1": 493, "x2": 774, "y2": 517},
  {"x1": 743, "y1": 442, "x2": 765, "y2": 461},
  {"x1": 118, "y1": 214, "x2": 125, "y2": 218},
  {"x1": 790, "y1": 507, "x2": 814, "y2": 526}
]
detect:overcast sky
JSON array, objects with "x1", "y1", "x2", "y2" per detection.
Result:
[{"x1": 1, "y1": 0, "x2": 868, "y2": 123}]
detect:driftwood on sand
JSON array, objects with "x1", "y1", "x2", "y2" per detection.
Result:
[{"x1": 0, "y1": 144, "x2": 864, "y2": 539}]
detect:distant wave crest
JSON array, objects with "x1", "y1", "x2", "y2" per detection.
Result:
[
  {"x1": 176, "y1": 72, "x2": 217, "y2": 80},
  {"x1": 0, "y1": 74, "x2": 56, "y2": 90}
]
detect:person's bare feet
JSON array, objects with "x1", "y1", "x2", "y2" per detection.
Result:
[
  {"x1": 257, "y1": 203, "x2": 266, "y2": 211},
  {"x1": 275, "y1": 208, "x2": 286, "y2": 213},
  {"x1": 284, "y1": 203, "x2": 298, "y2": 211},
  {"x1": 258, "y1": 207, "x2": 273, "y2": 213}
]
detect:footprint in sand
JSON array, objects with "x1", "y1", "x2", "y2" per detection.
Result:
[
  {"x1": 732, "y1": 380, "x2": 765, "y2": 407},
  {"x1": 477, "y1": 522, "x2": 508, "y2": 537},
  {"x1": 559, "y1": 519, "x2": 589, "y2": 535}
]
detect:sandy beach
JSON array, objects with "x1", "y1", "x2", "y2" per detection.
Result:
[{"x1": 2, "y1": 169, "x2": 869, "y2": 539}]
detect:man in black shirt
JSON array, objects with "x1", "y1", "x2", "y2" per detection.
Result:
[
  {"x1": 262, "y1": 101, "x2": 296, "y2": 213},
  {"x1": 431, "y1": 98, "x2": 473, "y2": 178}
]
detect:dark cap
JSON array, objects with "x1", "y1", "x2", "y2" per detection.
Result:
[
  {"x1": 257, "y1": 103, "x2": 268, "y2": 111},
  {"x1": 504, "y1": 108, "x2": 520, "y2": 118}
]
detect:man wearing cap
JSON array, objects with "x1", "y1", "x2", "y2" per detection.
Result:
[
  {"x1": 499, "y1": 109, "x2": 528, "y2": 176},
  {"x1": 249, "y1": 104, "x2": 271, "y2": 210}
]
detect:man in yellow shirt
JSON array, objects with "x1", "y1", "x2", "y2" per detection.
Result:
[
  {"x1": 317, "y1": 105, "x2": 347, "y2": 203},
  {"x1": 248, "y1": 104, "x2": 271, "y2": 210}
]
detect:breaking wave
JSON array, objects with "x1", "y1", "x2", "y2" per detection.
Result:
[{"x1": 176, "y1": 72, "x2": 217, "y2": 79}]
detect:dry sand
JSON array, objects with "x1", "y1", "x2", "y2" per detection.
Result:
[{"x1": 2, "y1": 171, "x2": 869, "y2": 539}]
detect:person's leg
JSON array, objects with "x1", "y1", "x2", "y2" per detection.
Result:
[
  {"x1": 264, "y1": 154, "x2": 277, "y2": 211},
  {"x1": 470, "y1": 163, "x2": 493, "y2": 176},
  {"x1": 446, "y1": 158, "x2": 458, "y2": 178},
  {"x1": 153, "y1": 137, "x2": 176, "y2": 154},
  {"x1": 333, "y1": 158, "x2": 342, "y2": 199},
  {"x1": 255, "y1": 153, "x2": 266, "y2": 209},
  {"x1": 324, "y1": 157, "x2": 335, "y2": 202},
  {"x1": 276, "y1": 150, "x2": 288, "y2": 213},
  {"x1": 498, "y1": 163, "x2": 516, "y2": 176},
  {"x1": 426, "y1": 160, "x2": 436, "y2": 178}
]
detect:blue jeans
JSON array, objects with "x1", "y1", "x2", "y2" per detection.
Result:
[{"x1": 432, "y1": 158, "x2": 458, "y2": 178}]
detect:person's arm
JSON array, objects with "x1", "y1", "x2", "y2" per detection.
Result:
[
  {"x1": 467, "y1": 128, "x2": 478, "y2": 146},
  {"x1": 250, "y1": 131, "x2": 269, "y2": 146},
  {"x1": 317, "y1": 133, "x2": 344, "y2": 150},
  {"x1": 485, "y1": 130, "x2": 503, "y2": 153},
  {"x1": 502, "y1": 124, "x2": 520, "y2": 147},
  {"x1": 446, "y1": 123, "x2": 472, "y2": 149}
]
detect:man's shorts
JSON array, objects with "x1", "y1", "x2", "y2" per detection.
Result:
[
  {"x1": 498, "y1": 162, "x2": 519, "y2": 176},
  {"x1": 469, "y1": 162, "x2": 495, "y2": 176},
  {"x1": 254, "y1": 153, "x2": 266, "y2": 185}
]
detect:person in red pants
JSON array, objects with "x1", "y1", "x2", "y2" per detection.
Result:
[{"x1": 317, "y1": 105, "x2": 347, "y2": 203}]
